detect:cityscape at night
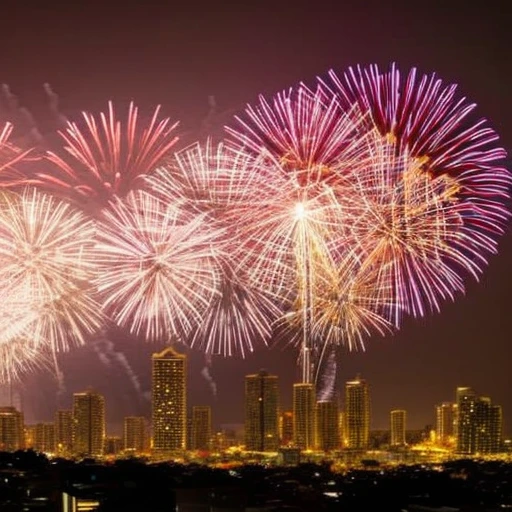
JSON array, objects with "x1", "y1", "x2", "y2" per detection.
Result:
[{"x1": 0, "y1": 0, "x2": 511, "y2": 510}]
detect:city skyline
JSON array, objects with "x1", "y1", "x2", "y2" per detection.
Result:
[{"x1": 0, "y1": 2, "x2": 510, "y2": 434}]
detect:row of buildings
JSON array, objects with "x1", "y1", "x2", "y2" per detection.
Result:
[{"x1": 0, "y1": 347, "x2": 505, "y2": 457}]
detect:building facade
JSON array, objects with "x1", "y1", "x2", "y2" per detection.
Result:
[
  {"x1": 390, "y1": 409, "x2": 406, "y2": 446},
  {"x1": 293, "y1": 383, "x2": 316, "y2": 450},
  {"x1": 191, "y1": 406, "x2": 212, "y2": 451},
  {"x1": 244, "y1": 370, "x2": 279, "y2": 452},
  {"x1": 436, "y1": 402, "x2": 456, "y2": 446},
  {"x1": 0, "y1": 406, "x2": 24, "y2": 451},
  {"x1": 72, "y1": 390, "x2": 105, "y2": 457},
  {"x1": 344, "y1": 376, "x2": 370, "y2": 450},
  {"x1": 152, "y1": 346, "x2": 187, "y2": 451},
  {"x1": 55, "y1": 409, "x2": 73, "y2": 455},
  {"x1": 316, "y1": 400, "x2": 339, "y2": 452},
  {"x1": 124, "y1": 416, "x2": 147, "y2": 453}
]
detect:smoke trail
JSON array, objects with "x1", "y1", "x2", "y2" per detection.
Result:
[
  {"x1": 200, "y1": 353, "x2": 217, "y2": 398},
  {"x1": 316, "y1": 346, "x2": 337, "y2": 402}
]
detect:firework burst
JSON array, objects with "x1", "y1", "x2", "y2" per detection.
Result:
[
  {"x1": 0, "y1": 188, "x2": 103, "y2": 381},
  {"x1": 29, "y1": 102, "x2": 179, "y2": 205},
  {"x1": 0, "y1": 122, "x2": 34, "y2": 187},
  {"x1": 94, "y1": 189, "x2": 222, "y2": 341}
]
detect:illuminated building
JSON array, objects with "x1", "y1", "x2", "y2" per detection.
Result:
[
  {"x1": 191, "y1": 406, "x2": 212, "y2": 451},
  {"x1": 316, "y1": 400, "x2": 339, "y2": 452},
  {"x1": 457, "y1": 387, "x2": 503, "y2": 454},
  {"x1": 152, "y1": 346, "x2": 187, "y2": 451},
  {"x1": 344, "y1": 376, "x2": 370, "y2": 450},
  {"x1": 244, "y1": 370, "x2": 279, "y2": 452},
  {"x1": 34, "y1": 422, "x2": 56, "y2": 453},
  {"x1": 390, "y1": 410, "x2": 406, "y2": 446},
  {"x1": 124, "y1": 416, "x2": 147, "y2": 453},
  {"x1": 72, "y1": 390, "x2": 105, "y2": 457},
  {"x1": 293, "y1": 383, "x2": 315, "y2": 450},
  {"x1": 436, "y1": 402, "x2": 456, "y2": 446},
  {"x1": 280, "y1": 410, "x2": 293, "y2": 446},
  {"x1": 55, "y1": 410, "x2": 73, "y2": 455},
  {"x1": 104, "y1": 436, "x2": 123, "y2": 455},
  {"x1": 0, "y1": 406, "x2": 24, "y2": 451}
]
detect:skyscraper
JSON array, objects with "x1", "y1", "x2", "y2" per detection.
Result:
[
  {"x1": 55, "y1": 409, "x2": 73, "y2": 455},
  {"x1": 280, "y1": 411, "x2": 293, "y2": 446},
  {"x1": 436, "y1": 402, "x2": 456, "y2": 446},
  {"x1": 293, "y1": 383, "x2": 315, "y2": 450},
  {"x1": 390, "y1": 410, "x2": 406, "y2": 446},
  {"x1": 316, "y1": 401, "x2": 339, "y2": 452},
  {"x1": 245, "y1": 370, "x2": 279, "y2": 452},
  {"x1": 34, "y1": 422, "x2": 56, "y2": 453},
  {"x1": 457, "y1": 387, "x2": 503, "y2": 454},
  {"x1": 72, "y1": 390, "x2": 105, "y2": 457},
  {"x1": 0, "y1": 406, "x2": 24, "y2": 451},
  {"x1": 344, "y1": 376, "x2": 370, "y2": 450},
  {"x1": 152, "y1": 346, "x2": 187, "y2": 452},
  {"x1": 191, "y1": 406, "x2": 212, "y2": 451},
  {"x1": 124, "y1": 416, "x2": 147, "y2": 453}
]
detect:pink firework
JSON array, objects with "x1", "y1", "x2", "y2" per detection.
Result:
[
  {"x1": 0, "y1": 122, "x2": 33, "y2": 187},
  {"x1": 319, "y1": 64, "x2": 511, "y2": 320},
  {"x1": 31, "y1": 102, "x2": 179, "y2": 205}
]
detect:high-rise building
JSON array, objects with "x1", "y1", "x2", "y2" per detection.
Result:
[
  {"x1": 280, "y1": 411, "x2": 293, "y2": 446},
  {"x1": 55, "y1": 409, "x2": 73, "y2": 455},
  {"x1": 457, "y1": 387, "x2": 503, "y2": 454},
  {"x1": 152, "y1": 346, "x2": 187, "y2": 452},
  {"x1": 72, "y1": 390, "x2": 105, "y2": 457},
  {"x1": 390, "y1": 410, "x2": 406, "y2": 446},
  {"x1": 436, "y1": 402, "x2": 456, "y2": 446},
  {"x1": 316, "y1": 401, "x2": 339, "y2": 452},
  {"x1": 244, "y1": 370, "x2": 279, "y2": 452},
  {"x1": 0, "y1": 406, "x2": 24, "y2": 451},
  {"x1": 191, "y1": 406, "x2": 212, "y2": 451},
  {"x1": 293, "y1": 383, "x2": 315, "y2": 450},
  {"x1": 344, "y1": 376, "x2": 370, "y2": 450},
  {"x1": 34, "y1": 422, "x2": 56, "y2": 453},
  {"x1": 124, "y1": 416, "x2": 147, "y2": 453}
]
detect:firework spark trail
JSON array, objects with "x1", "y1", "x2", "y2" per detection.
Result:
[
  {"x1": 0, "y1": 188, "x2": 103, "y2": 381},
  {"x1": 321, "y1": 64, "x2": 512, "y2": 323},
  {"x1": 148, "y1": 141, "x2": 282, "y2": 357},
  {"x1": 94, "y1": 189, "x2": 222, "y2": 342},
  {"x1": 225, "y1": 84, "x2": 383, "y2": 382},
  {"x1": 0, "y1": 122, "x2": 33, "y2": 187},
  {"x1": 28, "y1": 102, "x2": 179, "y2": 205}
]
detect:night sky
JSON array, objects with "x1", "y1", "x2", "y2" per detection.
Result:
[{"x1": 0, "y1": 1, "x2": 511, "y2": 436}]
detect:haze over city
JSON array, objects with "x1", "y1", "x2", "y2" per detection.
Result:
[{"x1": 0, "y1": 0, "x2": 510, "y2": 438}]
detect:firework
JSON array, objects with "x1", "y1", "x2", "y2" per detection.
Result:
[
  {"x1": 94, "y1": 189, "x2": 222, "y2": 341},
  {"x1": 30, "y1": 102, "x2": 179, "y2": 205},
  {"x1": 225, "y1": 84, "x2": 381, "y2": 382},
  {"x1": 0, "y1": 122, "x2": 33, "y2": 187},
  {"x1": 0, "y1": 188, "x2": 103, "y2": 381},
  {"x1": 148, "y1": 141, "x2": 282, "y2": 356},
  {"x1": 321, "y1": 65, "x2": 511, "y2": 320}
]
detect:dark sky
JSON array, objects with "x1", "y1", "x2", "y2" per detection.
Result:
[{"x1": 0, "y1": 1, "x2": 511, "y2": 436}]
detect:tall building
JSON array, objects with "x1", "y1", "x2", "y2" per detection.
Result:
[
  {"x1": 293, "y1": 383, "x2": 315, "y2": 450},
  {"x1": 316, "y1": 401, "x2": 339, "y2": 452},
  {"x1": 244, "y1": 370, "x2": 279, "y2": 452},
  {"x1": 34, "y1": 422, "x2": 56, "y2": 453},
  {"x1": 152, "y1": 346, "x2": 187, "y2": 451},
  {"x1": 280, "y1": 411, "x2": 293, "y2": 446},
  {"x1": 191, "y1": 406, "x2": 212, "y2": 451},
  {"x1": 457, "y1": 387, "x2": 503, "y2": 454},
  {"x1": 72, "y1": 390, "x2": 105, "y2": 457},
  {"x1": 0, "y1": 406, "x2": 24, "y2": 451},
  {"x1": 390, "y1": 410, "x2": 406, "y2": 446},
  {"x1": 344, "y1": 376, "x2": 370, "y2": 450},
  {"x1": 55, "y1": 409, "x2": 73, "y2": 455},
  {"x1": 124, "y1": 416, "x2": 147, "y2": 453},
  {"x1": 436, "y1": 402, "x2": 456, "y2": 446}
]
